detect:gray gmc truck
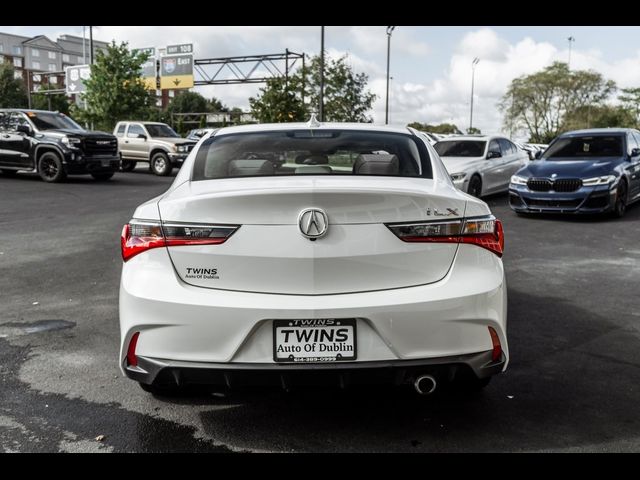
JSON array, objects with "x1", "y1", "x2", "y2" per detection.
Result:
[{"x1": 114, "y1": 121, "x2": 197, "y2": 176}]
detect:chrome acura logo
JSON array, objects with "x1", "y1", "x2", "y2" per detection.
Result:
[{"x1": 298, "y1": 208, "x2": 328, "y2": 239}]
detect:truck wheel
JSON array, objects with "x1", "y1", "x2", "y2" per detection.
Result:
[
  {"x1": 91, "y1": 172, "x2": 114, "y2": 181},
  {"x1": 121, "y1": 160, "x2": 137, "y2": 172},
  {"x1": 38, "y1": 152, "x2": 67, "y2": 183},
  {"x1": 150, "y1": 152, "x2": 172, "y2": 176}
]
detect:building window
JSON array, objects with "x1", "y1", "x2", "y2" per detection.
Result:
[
  {"x1": 62, "y1": 54, "x2": 70, "y2": 62},
  {"x1": 32, "y1": 61, "x2": 40, "y2": 70},
  {"x1": 48, "y1": 51, "x2": 56, "y2": 60},
  {"x1": 0, "y1": 43, "x2": 4, "y2": 53},
  {"x1": 13, "y1": 46, "x2": 22, "y2": 55},
  {"x1": 32, "y1": 48, "x2": 40, "y2": 57},
  {"x1": 14, "y1": 71, "x2": 22, "y2": 80},
  {"x1": 50, "y1": 75, "x2": 57, "y2": 84},
  {"x1": 0, "y1": 55, "x2": 4, "y2": 63},
  {"x1": 13, "y1": 57, "x2": 22, "y2": 68},
  {"x1": 48, "y1": 63, "x2": 56, "y2": 72}
]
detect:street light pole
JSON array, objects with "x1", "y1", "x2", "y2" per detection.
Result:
[
  {"x1": 385, "y1": 26, "x2": 396, "y2": 125},
  {"x1": 567, "y1": 36, "x2": 575, "y2": 69},
  {"x1": 89, "y1": 26, "x2": 94, "y2": 65},
  {"x1": 319, "y1": 26, "x2": 325, "y2": 122},
  {"x1": 469, "y1": 57, "x2": 480, "y2": 133}
]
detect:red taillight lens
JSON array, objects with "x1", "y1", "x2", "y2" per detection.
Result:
[
  {"x1": 127, "y1": 332, "x2": 140, "y2": 367},
  {"x1": 386, "y1": 216, "x2": 504, "y2": 257},
  {"x1": 488, "y1": 326, "x2": 502, "y2": 362},
  {"x1": 121, "y1": 220, "x2": 239, "y2": 262}
]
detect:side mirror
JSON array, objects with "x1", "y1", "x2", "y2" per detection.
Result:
[
  {"x1": 487, "y1": 150, "x2": 502, "y2": 159},
  {"x1": 631, "y1": 148, "x2": 640, "y2": 157},
  {"x1": 16, "y1": 124, "x2": 32, "y2": 135},
  {"x1": 534, "y1": 150, "x2": 543, "y2": 160},
  {"x1": 137, "y1": 134, "x2": 147, "y2": 140}
]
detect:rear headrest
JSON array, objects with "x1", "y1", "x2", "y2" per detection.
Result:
[
  {"x1": 227, "y1": 159, "x2": 275, "y2": 177},
  {"x1": 353, "y1": 154, "x2": 399, "y2": 175}
]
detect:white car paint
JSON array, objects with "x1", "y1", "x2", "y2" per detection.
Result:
[
  {"x1": 435, "y1": 135, "x2": 529, "y2": 197},
  {"x1": 119, "y1": 122, "x2": 508, "y2": 393}
]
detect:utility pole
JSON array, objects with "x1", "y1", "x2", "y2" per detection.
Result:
[
  {"x1": 469, "y1": 57, "x2": 480, "y2": 133},
  {"x1": 567, "y1": 36, "x2": 575, "y2": 69},
  {"x1": 319, "y1": 26, "x2": 325, "y2": 122},
  {"x1": 82, "y1": 26, "x2": 86, "y2": 64},
  {"x1": 385, "y1": 26, "x2": 396, "y2": 125},
  {"x1": 89, "y1": 26, "x2": 94, "y2": 65}
]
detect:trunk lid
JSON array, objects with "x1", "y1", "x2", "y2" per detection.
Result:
[{"x1": 158, "y1": 177, "x2": 467, "y2": 295}]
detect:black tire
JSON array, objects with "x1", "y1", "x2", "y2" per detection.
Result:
[
  {"x1": 150, "y1": 152, "x2": 172, "y2": 176},
  {"x1": 1, "y1": 169, "x2": 18, "y2": 176},
  {"x1": 91, "y1": 172, "x2": 115, "y2": 181},
  {"x1": 612, "y1": 180, "x2": 628, "y2": 218},
  {"x1": 38, "y1": 152, "x2": 67, "y2": 183},
  {"x1": 121, "y1": 160, "x2": 137, "y2": 172},
  {"x1": 468, "y1": 175, "x2": 482, "y2": 198}
]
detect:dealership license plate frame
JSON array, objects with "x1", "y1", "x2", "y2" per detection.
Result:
[{"x1": 273, "y1": 319, "x2": 357, "y2": 363}]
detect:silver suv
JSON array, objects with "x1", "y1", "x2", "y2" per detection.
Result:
[{"x1": 114, "y1": 121, "x2": 197, "y2": 176}]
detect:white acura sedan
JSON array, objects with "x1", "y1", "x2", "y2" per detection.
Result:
[{"x1": 119, "y1": 122, "x2": 508, "y2": 396}]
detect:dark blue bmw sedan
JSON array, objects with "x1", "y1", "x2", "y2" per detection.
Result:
[{"x1": 509, "y1": 128, "x2": 640, "y2": 217}]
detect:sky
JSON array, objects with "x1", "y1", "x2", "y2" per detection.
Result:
[{"x1": 3, "y1": 26, "x2": 640, "y2": 137}]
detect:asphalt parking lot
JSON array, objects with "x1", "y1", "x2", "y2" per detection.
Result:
[{"x1": 1, "y1": 168, "x2": 640, "y2": 453}]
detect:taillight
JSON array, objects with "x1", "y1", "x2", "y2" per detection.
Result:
[
  {"x1": 488, "y1": 326, "x2": 502, "y2": 362},
  {"x1": 127, "y1": 332, "x2": 140, "y2": 367},
  {"x1": 121, "y1": 220, "x2": 238, "y2": 261},
  {"x1": 386, "y1": 216, "x2": 504, "y2": 257}
]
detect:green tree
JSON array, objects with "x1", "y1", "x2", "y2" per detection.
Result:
[
  {"x1": 32, "y1": 84, "x2": 70, "y2": 114},
  {"x1": 563, "y1": 104, "x2": 635, "y2": 131},
  {"x1": 0, "y1": 63, "x2": 28, "y2": 108},
  {"x1": 407, "y1": 122, "x2": 462, "y2": 134},
  {"x1": 249, "y1": 54, "x2": 377, "y2": 123},
  {"x1": 208, "y1": 97, "x2": 227, "y2": 112},
  {"x1": 619, "y1": 87, "x2": 640, "y2": 128},
  {"x1": 500, "y1": 62, "x2": 616, "y2": 143},
  {"x1": 467, "y1": 127, "x2": 481, "y2": 134},
  {"x1": 297, "y1": 55, "x2": 377, "y2": 122},
  {"x1": 72, "y1": 41, "x2": 155, "y2": 131},
  {"x1": 168, "y1": 91, "x2": 209, "y2": 114},
  {"x1": 249, "y1": 77, "x2": 306, "y2": 123}
]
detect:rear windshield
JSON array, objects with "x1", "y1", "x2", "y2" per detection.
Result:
[
  {"x1": 144, "y1": 124, "x2": 180, "y2": 138},
  {"x1": 192, "y1": 130, "x2": 433, "y2": 181},
  {"x1": 544, "y1": 135, "x2": 623, "y2": 159},
  {"x1": 434, "y1": 140, "x2": 486, "y2": 157}
]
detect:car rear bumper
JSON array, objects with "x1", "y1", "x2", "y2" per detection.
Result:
[
  {"x1": 126, "y1": 350, "x2": 506, "y2": 387},
  {"x1": 119, "y1": 244, "x2": 508, "y2": 386},
  {"x1": 509, "y1": 185, "x2": 616, "y2": 214}
]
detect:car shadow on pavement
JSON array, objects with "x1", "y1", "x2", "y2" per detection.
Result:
[{"x1": 147, "y1": 289, "x2": 640, "y2": 452}]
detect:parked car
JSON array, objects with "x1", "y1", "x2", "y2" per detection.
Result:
[
  {"x1": 186, "y1": 128, "x2": 217, "y2": 141},
  {"x1": 0, "y1": 109, "x2": 119, "y2": 183},
  {"x1": 434, "y1": 135, "x2": 529, "y2": 197},
  {"x1": 510, "y1": 128, "x2": 640, "y2": 217},
  {"x1": 119, "y1": 122, "x2": 508, "y2": 396},
  {"x1": 114, "y1": 121, "x2": 197, "y2": 176}
]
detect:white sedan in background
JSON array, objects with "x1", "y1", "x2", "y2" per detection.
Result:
[
  {"x1": 119, "y1": 122, "x2": 508, "y2": 397},
  {"x1": 434, "y1": 135, "x2": 528, "y2": 197}
]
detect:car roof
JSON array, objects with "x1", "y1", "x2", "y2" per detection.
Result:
[
  {"x1": 435, "y1": 135, "x2": 505, "y2": 142},
  {"x1": 117, "y1": 121, "x2": 168, "y2": 125},
  {"x1": 561, "y1": 128, "x2": 635, "y2": 136},
  {"x1": 0, "y1": 109, "x2": 61, "y2": 114},
  {"x1": 214, "y1": 122, "x2": 413, "y2": 136}
]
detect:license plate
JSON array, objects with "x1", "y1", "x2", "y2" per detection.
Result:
[{"x1": 273, "y1": 319, "x2": 357, "y2": 363}]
